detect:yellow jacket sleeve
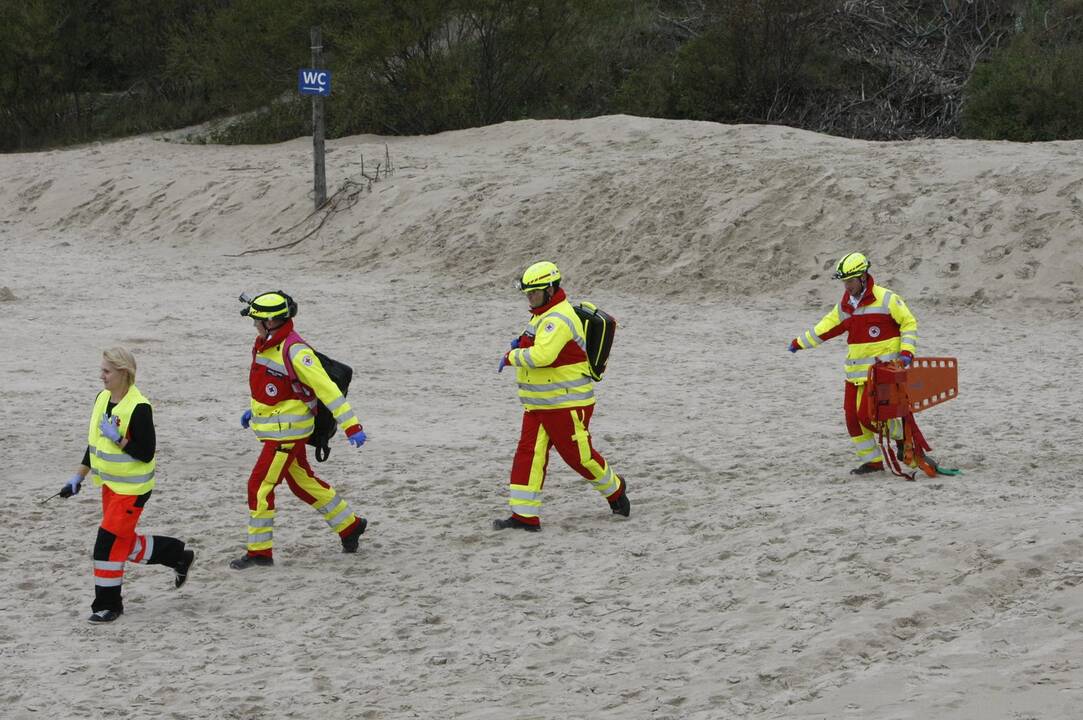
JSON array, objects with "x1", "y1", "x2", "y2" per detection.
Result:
[
  {"x1": 289, "y1": 345, "x2": 362, "y2": 430},
  {"x1": 889, "y1": 294, "x2": 919, "y2": 355},
  {"x1": 507, "y1": 312, "x2": 574, "y2": 369},
  {"x1": 796, "y1": 304, "x2": 844, "y2": 350}
]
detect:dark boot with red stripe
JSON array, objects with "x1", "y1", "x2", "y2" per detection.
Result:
[
  {"x1": 341, "y1": 517, "x2": 367, "y2": 553},
  {"x1": 608, "y1": 478, "x2": 630, "y2": 517}
]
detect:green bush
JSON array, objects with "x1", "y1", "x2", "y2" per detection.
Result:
[{"x1": 963, "y1": 38, "x2": 1083, "y2": 140}]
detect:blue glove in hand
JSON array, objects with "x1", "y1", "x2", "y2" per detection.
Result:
[
  {"x1": 510, "y1": 338, "x2": 521, "y2": 349},
  {"x1": 241, "y1": 409, "x2": 253, "y2": 429},
  {"x1": 59, "y1": 473, "x2": 83, "y2": 499},
  {"x1": 900, "y1": 354, "x2": 913, "y2": 367},
  {"x1": 347, "y1": 430, "x2": 367, "y2": 448},
  {"x1": 498, "y1": 355, "x2": 509, "y2": 373},
  {"x1": 788, "y1": 339, "x2": 800, "y2": 354},
  {"x1": 99, "y1": 413, "x2": 122, "y2": 443}
]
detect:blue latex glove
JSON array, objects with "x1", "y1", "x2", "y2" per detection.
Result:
[
  {"x1": 788, "y1": 339, "x2": 800, "y2": 354},
  {"x1": 498, "y1": 355, "x2": 509, "y2": 373},
  {"x1": 99, "y1": 413, "x2": 122, "y2": 443},
  {"x1": 241, "y1": 409, "x2": 253, "y2": 429},
  {"x1": 510, "y1": 338, "x2": 521, "y2": 349},
  {"x1": 347, "y1": 430, "x2": 367, "y2": 448},
  {"x1": 60, "y1": 473, "x2": 83, "y2": 498},
  {"x1": 900, "y1": 354, "x2": 913, "y2": 367}
]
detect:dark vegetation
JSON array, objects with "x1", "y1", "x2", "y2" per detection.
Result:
[{"x1": 3, "y1": 0, "x2": 1082, "y2": 151}]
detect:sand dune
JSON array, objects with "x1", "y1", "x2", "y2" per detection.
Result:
[{"x1": 1, "y1": 116, "x2": 1081, "y2": 719}]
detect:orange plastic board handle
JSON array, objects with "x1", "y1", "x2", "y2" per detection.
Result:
[{"x1": 906, "y1": 357, "x2": 958, "y2": 413}]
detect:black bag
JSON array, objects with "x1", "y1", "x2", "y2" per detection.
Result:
[
  {"x1": 308, "y1": 351, "x2": 353, "y2": 462},
  {"x1": 574, "y1": 302, "x2": 617, "y2": 381},
  {"x1": 282, "y1": 339, "x2": 354, "y2": 463}
]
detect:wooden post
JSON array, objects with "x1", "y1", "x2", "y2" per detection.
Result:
[{"x1": 311, "y1": 26, "x2": 327, "y2": 209}]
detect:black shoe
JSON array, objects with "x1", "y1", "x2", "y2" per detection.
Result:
[
  {"x1": 341, "y1": 517, "x2": 367, "y2": 554},
  {"x1": 229, "y1": 554, "x2": 274, "y2": 570},
  {"x1": 850, "y1": 462, "x2": 885, "y2": 475},
  {"x1": 608, "y1": 481, "x2": 631, "y2": 518},
  {"x1": 174, "y1": 549, "x2": 195, "y2": 589},
  {"x1": 492, "y1": 516, "x2": 541, "y2": 532},
  {"x1": 88, "y1": 608, "x2": 122, "y2": 624}
]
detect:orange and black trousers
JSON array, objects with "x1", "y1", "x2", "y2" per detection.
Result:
[{"x1": 93, "y1": 486, "x2": 186, "y2": 613}]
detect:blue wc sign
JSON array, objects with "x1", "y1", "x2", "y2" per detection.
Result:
[{"x1": 298, "y1": 69, "x2": 332, "y2": 96}]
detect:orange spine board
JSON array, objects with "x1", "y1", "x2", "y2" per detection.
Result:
[{"x1": 867, "y1": 357, "x2": 958, "y2": 421}]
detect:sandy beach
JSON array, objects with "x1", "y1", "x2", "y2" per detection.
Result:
[{"x1": 2, "y1": 115, "x2": 1082, "y2": 719}]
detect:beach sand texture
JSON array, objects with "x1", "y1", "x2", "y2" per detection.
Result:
[{"x1": 1, "y1": 116, "x2": 1082, "y2": 719}]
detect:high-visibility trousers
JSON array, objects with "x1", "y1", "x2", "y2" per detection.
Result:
[
  {"x1": 244, "y1": 440, "x2": 362, "y2": 557},
  {"x1": 843, "y1": 382, "x2": 902, "y2": 466},
  {"x1": 507, "y1": 406, "x2": 622, "y2": 523},
  {"x1": 92, "y1": 486, "x2": 185, "y2": 613}
]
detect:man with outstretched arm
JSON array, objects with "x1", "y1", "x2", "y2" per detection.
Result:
[{"x1": 788, "y1": 252, "x2": 919, "y2": 475}]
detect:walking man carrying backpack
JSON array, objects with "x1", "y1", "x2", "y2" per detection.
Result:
[
  {"x1": 494, "y1": 261, "x2": 630, "y2": 531},
  {"x1": 231, "y1": 291, "x2": 368, "y2": 568}
]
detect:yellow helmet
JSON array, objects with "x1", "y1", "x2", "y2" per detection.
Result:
[
  {"x1": 241, "y1": 291, "x2": 297, "y2": 319},
  {"x1": 833, "y1": 252, "x2": 870, "y2": 280},
  {"x1": 517, "y1": 261, "x2": 561, "y2": 293}
]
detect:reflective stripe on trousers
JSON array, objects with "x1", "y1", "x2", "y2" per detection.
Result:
[
  {"x1": 93, "y1": 486, "x2": 149, "y2": 589},
  {"x1": 245, "y1": 441, "x2": 360, "y2": 555},
  {"x1": 507, "y1": 406, "x2": 622, "y2": 520}
]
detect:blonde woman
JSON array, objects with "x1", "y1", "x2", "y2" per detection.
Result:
[{"x1": 59, "y1": 347, "x2": 194, "y2": 623}]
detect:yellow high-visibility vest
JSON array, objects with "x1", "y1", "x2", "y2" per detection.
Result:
[{"x1": 87, "y1": 386, "x2": 156, "y2": 495}]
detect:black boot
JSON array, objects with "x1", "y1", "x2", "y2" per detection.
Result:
[
  {"x1": 850, "y1": 461, "x2": 884, "y2": 475},
  {"x1": 174, "y1": 549, "x2": 195, "y2": 589},
  {"x1": 229, "y1": 554, "x2": 274, "y2": 570},
  {"x1": 88, "y1": 608, "x2": 123, "y2": 623},
  {"x1": 341, "y1": 518, "x2": 367, "y2": 553},
  {"x1": 608, "y1": 479, "x2": 631, "y2": 518},
  {"x1": 492, "y1": 516, "x2": 541, "y2": 532}
]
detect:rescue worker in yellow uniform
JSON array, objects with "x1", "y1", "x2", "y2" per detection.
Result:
[
  {"x1": 58, "y1": 347, "x2": 195, "y2": 623},
  {"x1": 231, "y1": 291, "x2": 368, "y2": 568},
  {"x1": 788, "y1": 252, "x2": 919, "y2": 474},
  {"x1": 494, "y1": 261, "x2": 630, "y2": 531}
]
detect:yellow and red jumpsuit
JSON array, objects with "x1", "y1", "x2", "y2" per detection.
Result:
[
  {"x1": 793, "y1": 276, "x2": 918, "y2": 467},
  {"x1": 243, "y1": 320, "x2": 365, "y2": 559},
  {"x1": 84, "y1": 387, "x2": 188, "y2": 614},
  {"x1": 501, "y1": 288, "x2": 624, "y2": 526}
]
